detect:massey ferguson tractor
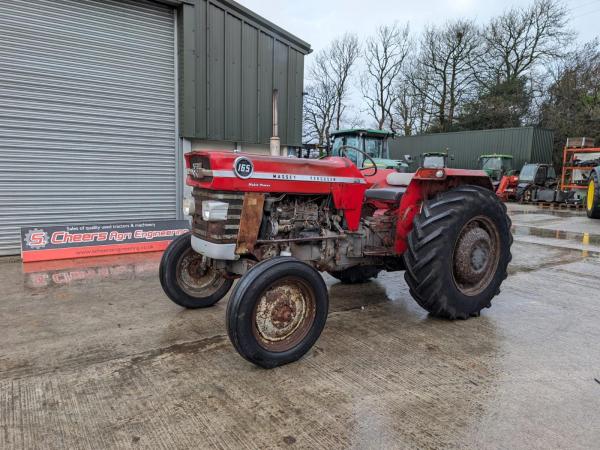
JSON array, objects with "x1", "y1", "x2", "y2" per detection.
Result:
[{"x1": 159, "y1": 146, "x2": 512, "y2": 368}]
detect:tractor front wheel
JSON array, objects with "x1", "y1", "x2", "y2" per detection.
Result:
[
  {"x1": 586, "y1": 172, "x2": 600, "y2": 219},
  {"x1": 159, "y1": 232, "x2": 234, "y2": 309},
  {"x1": 404, "y1": 185, "x2": 512, "y2": 319},
  {"x1": 226, "y1": 257, "x2": 329, "y2": 368}
]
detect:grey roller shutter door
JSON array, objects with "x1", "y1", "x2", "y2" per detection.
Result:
[{"x1": 0, "y1": 0, "x2": 176, "y2": 255}]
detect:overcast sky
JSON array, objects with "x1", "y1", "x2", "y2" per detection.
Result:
[{"x1": 240, "y1": 0, "x2": 599, "y2": 56}]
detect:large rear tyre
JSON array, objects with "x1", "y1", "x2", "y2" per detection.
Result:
[
  {"x1": 328, "y1": 266, "x2": 380, "y2": 284},
  {"x1": 159, "y1": 232, "x2": 233, "y2": 309},
  {"x1": 586, "y1": 172, "x2": 600, "y2": 219},
  {"x1": 403, "y1": 185, "x2": 512, "y2": 319},
  {"x1": 226, "y1": 257, "x2": 329, "y2": 368}
]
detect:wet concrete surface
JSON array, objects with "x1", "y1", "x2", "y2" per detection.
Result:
[{"x1": 1, "y1": 202, "x2": 600, "y2": 449}]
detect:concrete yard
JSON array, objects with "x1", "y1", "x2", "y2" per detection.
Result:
[{"x1": 1, "y1": 203, "x2": 599, "y2": 449}]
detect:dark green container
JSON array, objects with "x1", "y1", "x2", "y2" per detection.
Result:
[{"x1": 389, "y1": 127, "x2": 554, "y2": 171}]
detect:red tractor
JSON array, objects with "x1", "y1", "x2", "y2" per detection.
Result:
[{"x1": 160, "y1": 147, "x2": 512, "y2": 368}]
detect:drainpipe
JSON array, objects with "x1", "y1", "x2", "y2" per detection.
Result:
[{"x1": 270, "y1": 89, "x2": 281, "y2": 156}]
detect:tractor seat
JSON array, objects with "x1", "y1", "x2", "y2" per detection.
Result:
[{"x1": 365, "y1": 187, "x2": 407, "y2": 203}]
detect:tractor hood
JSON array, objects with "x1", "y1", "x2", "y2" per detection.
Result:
[{"x1": 185, "y1": 151, "x2": 368, "y2": 195}]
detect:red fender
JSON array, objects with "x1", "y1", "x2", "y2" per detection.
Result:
[{"x1": 394, "y1": 168, "x2": 492, "y2": 254}]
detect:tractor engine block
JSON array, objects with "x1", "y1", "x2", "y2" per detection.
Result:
[{"x1": 256, "y1": 194, "x2": 393, "y2": 272}]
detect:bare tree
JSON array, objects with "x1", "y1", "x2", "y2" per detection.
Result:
[
  {"x1": 361, "y1": 23, "x2": 411, "y2": 132},
  {"x1": 411, "y1": 20, "x2": 481, "y2": 132},
  {"x1": 481, "y1": 0, "x2": 571, "y2": 85},
  {"x1": 329, "y1": 33, "x2": 361, "y2": 130},
  {"x1": 392, "y1": 56, "x2": 435, "y2": 136},
  {"x1": 302, "y1": 34, "x2": 360, "y2": 145},
  {"x1": 302, "y1": 52, "x2": 337, "y2": 146}
]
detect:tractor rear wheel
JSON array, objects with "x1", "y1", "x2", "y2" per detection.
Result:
[
  {"x1": 403, "y1": 185, "x2": 512, "y2": 319},
  {"x1": 226, "y1": 257, "x2": 328, "y2": 368},
  {"x1": 328, "y1": 266, "x2": 381, "y2": 284},
  {"x1": 586, "y1": 172, "x2": 600, "y2": 219},
  {"x1": 159, "y1": 232, "x2": 234, "y2": 309}
]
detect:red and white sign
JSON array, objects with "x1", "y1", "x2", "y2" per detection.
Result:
[{"x1": 21, "y1": 220, "x2": 189, "y2": 263}]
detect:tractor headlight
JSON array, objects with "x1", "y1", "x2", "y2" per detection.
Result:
[
  {"x1": 201, "y1": 200, "x2": 229, "y2": 222},
  {"x1": 183, "y1": 198, "x2": 195, "y2": 216}
]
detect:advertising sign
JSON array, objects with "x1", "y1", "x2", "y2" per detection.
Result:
[{"x1": 21, "y1": 220, "x2": 189, "y2": 263}]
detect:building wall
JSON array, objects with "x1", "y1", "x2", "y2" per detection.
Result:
[
  {"x1": 178, "y1": 0, "x2": 310, "y2": 147},
  {"x1": 389, "y1": 127, "x2": 554, "y2": 170}
]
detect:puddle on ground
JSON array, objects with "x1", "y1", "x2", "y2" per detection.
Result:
[
  {"x1": 22, "y1": 252, "x2": 161, "y2": 289},
  {"x1": 509, "y1": 209, "x2": 583, "y2": 218},
  {"x1": 511, "y1": 225, "x2": 600, "y2": 258}
]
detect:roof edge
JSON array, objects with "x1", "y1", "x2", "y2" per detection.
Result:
[{"x1": 217, "y1": 0, "x2": 312, "y2": 54}]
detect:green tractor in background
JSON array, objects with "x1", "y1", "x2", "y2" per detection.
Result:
[
  {"x1": 330, "y1": 129, "x2": 409, "y2": 172},
  {"x1": 478, "y1": 154, "x2": 515, "y2": 188}
]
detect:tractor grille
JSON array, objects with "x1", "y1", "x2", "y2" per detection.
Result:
[{"x1": 192, "y1": 188, "x2": 244, "y2": 244}]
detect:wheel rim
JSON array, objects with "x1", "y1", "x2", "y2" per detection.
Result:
[
  {"x1": 587, "y1": 180, "x2": 595, "y2": 211},
  {"x1": 176, "y1": 248, "x2": 225, "y2": 297},
  {"x1": 252, "y1": 277, "x2": 316, "y2": 352},
  {"x1": 452, "y1": 216, "x2": 501, "y2": 296}
]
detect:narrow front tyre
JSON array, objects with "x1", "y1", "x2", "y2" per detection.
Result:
[
  {"x1": 159, "y1": 232, "x2": 233, "y2": 308},
  {"x1": 226, "y1": 257, "x2": 329, "y2": 368}
]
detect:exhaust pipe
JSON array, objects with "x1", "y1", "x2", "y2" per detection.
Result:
[{"x1": 270, "y1": 89, "x2": 280, "y2": 156}]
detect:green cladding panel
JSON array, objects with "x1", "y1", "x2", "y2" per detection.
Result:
[
  {"x1": 389, "y1": 127, "x2": 554, "y2": 170},
  {"x1": 179, "y1": 0, "x2": 310, "y2": 146}
]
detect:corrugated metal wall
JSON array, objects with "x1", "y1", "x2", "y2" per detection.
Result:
[
  {"x1": 0, "y1": 0, "x2": 177, "y2": 255},
  {"x1": 530, "y1": 128, "x2": 555, "y2": 165},
  {"x1": 179, "y1": 0, "x2": 308, "y2": 146},
  {"x1": 389, "y1": 127, "x2": 554, "y2": 170}
]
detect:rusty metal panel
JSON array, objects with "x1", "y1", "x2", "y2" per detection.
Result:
[
  {"x1": 236, "y1": 192, "x2": 265, "y2": 254},
  {"x1": 192, "y1": 189, "x2": 244, "y2": 243}
]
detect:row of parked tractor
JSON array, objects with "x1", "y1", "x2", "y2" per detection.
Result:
[
  {"x1": 296, "y1": 129, "x2": 600, "y2": 219},
  {"x1": 479, "y1": 145, "x2": 600, "y2": 220}
]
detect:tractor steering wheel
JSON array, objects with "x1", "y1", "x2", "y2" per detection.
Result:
[{"x1": 338, "y1": 145, "x2": 378, "y2": 177}]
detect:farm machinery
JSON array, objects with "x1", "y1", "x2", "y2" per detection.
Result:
[
  {"x1": 159, "y1": 146, "x2": 513, "y2": 368},
  {"x1": 329, "y1": 128, "x2": 409, "y2": 171},
  {"x1": 478, "y1": 154, "x2": 515, "y2": 189},
  {"x1": 586, "y1": 166, "x2": 600, "y2": 218},
  {"x1": 496, "y1": 163, "x2": 557, "y2": 202}
]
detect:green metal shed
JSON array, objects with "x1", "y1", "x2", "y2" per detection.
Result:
[
  {"x1": 178, "y1": 0, "x2": 311, "y2": 147},
  {"x1": 389, "y1": 127, "x2": 554, "y2": 170}
]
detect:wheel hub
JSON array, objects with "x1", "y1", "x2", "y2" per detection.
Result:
[
  {"x1": 452, "y1": 218, "x2": 500, "y2": 296},
  {"x1": 176, "y1": 250, "x2": 222, "y2": 296},
  {"x1": 253, "y1": 279, "x2": 316, "y2": 351}
]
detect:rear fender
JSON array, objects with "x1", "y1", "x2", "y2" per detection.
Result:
[{"x1": 394, "y1": 169, "x2": 493, "y2": 254}]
